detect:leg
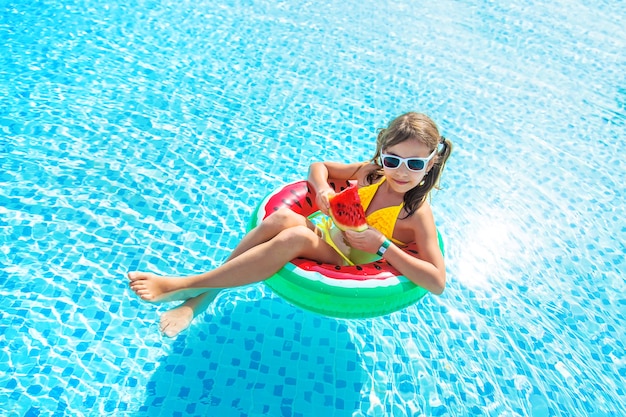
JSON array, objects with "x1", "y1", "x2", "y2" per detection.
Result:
[
  {"x1": 128, "y1": 225, "x2": 343, "y2": 302},
  {"x1": 159, "y1": 289, "x2": 221, "y2": 337},
  {"x1": 149, "y1": 208, "x2": 313, "y2": 336},
  {"x1": 226, "y1": 208, "x2": 313, "y2": 259}
]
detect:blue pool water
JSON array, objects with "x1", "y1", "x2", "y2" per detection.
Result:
[{"x1": 1, "y1": 0, "x2": 625, "y2": 415}]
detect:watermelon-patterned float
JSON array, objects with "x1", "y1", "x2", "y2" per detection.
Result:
[{"x1": 249, "y1": 179, "x2": 444, "y2": 318}]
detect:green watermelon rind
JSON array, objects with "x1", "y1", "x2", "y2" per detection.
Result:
[{"x1": 249, "y1": 180, "x2": 444, "y2": 319}]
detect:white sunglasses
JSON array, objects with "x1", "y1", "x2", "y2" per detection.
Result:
[{"x1": 380, "y1": 149, "x2": 437, "y2": 172}]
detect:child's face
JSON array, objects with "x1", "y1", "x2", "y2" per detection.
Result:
[{"x1": 381, "y1": 138, "x2": 435, "y2": 193}]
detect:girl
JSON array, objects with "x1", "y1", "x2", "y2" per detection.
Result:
[{"x1": 128, "y1": 112, "x2": 452, "y2": 337}]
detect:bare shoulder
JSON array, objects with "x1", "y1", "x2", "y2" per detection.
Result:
[
  {"x1": 412, "y1": 201, "x2": 437, "y2": 234},
  {"x1": 355, "y1": 163, "x2": 381, "y2": 186},
  {"x1": 396, "y1": 200, "x2": 438, "y2": 246}
]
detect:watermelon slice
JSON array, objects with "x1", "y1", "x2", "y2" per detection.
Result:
[{"x1": 329, "y1": 185, "x2": 368, "y2": 231}]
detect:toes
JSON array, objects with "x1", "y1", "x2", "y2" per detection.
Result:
[
  {"x1": 139, "y1": 292, "x2": 153, "y2": 301},
  {"x1": 159, "y1": 319, "x2": 178, "y2": 337},
  {"x1": 127, "y1": 271, "x2": 161, "y2": 303},
  {"x1": 163, "y1": 329, "x2": 177, "y2": 338},
  {"x1": 128, "y1": 271, "x2": 152, "y2": 282},
  {"x1": 131, "y1": 286, "x2": 152, "y2": 300}
]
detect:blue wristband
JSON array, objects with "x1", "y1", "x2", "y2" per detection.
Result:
[{"x1": 376, "y1": 239, "x2": 391, "y2": 257}]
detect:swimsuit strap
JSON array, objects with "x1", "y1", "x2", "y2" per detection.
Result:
[
  {"x1": 357, "y1": 177, "x2": 383, "y2": 212},
  {"x1": 317, "y1": 216, "x2": 355, "y2": 266},
  {"x1": 358, "y1": 177, "x2": 407, "y2": 246}
]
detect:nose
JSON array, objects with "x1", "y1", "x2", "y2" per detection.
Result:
[{"x1": 396, "y1": 161, "x2": 412, "y2": 174}]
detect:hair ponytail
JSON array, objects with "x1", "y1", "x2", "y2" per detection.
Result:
[{"x1": 400, "y1": 136, "x2": 452, "y2": 218}]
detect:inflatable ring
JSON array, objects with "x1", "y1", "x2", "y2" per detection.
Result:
[{"x1": 249, "y1": 180, "x2": 444, "y2": 318}]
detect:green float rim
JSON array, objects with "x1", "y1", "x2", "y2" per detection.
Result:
[{"x1": 250, "y1": 180, "x2": 444, "y2": 318}]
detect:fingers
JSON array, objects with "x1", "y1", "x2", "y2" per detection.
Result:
[
  {"x1": 343, "y1": 230, "x2": 364, "y2": 245},
  {"x1": 344, "y1": 228, "x2": 379, "y2": 253},
  {"x1": 316, "y1": 190, "x2": 334, "y2": 214},
  {"x1": 318, "y1": 200, "x2": 330, "y2": 216}
]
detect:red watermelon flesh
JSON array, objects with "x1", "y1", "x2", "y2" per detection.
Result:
[{"x1": 329, "y1": 185, "x2": 368, "y2": 231}]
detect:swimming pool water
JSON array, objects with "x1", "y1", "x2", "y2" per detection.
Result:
[{"x1": 1, "y1": 0, "x2": 625, "y2": 416}]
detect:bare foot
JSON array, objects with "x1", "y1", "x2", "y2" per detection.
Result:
[
  {"x1": 159, "y1": 290, "x2": 223, "y2": 337},
  {"x1": 160, "y1": 305, "x2": 194, "y2": 337},
  {"x1": 127, "y1": 271, "x2": 206, "y2": 303}
]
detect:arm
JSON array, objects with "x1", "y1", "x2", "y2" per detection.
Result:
[
  {"x1": 343, "y1": 204, "x2": 446, "y2": 295},
  {"x1": 308, "y1": 161, "x2": 365, "y2": 189},
  {"x1": 308, "y1": 161, "x2": 366, "y2": 215},
  {"x1": 379, "y1": 232, "x2": 446, "y2": 295}
]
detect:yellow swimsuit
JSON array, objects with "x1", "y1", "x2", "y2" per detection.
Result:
[
  {"x1": 316, "y1": 177, "x2": 407, "y2": 266},
  {"x1": 357, "y1": 177, "x2": 407, "y2": 247}
]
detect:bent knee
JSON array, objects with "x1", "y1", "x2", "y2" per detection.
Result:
[
  {"x1": 274, "y1": 226, "x2": 343, "y2": 264},
  {"x1": 274, "y1": 226, "x2": 318, "y2": 252},
  {"x1": 263, "y1": 207, "x2": 307, "y2": 229}
]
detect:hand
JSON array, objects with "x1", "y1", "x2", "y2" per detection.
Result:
[
  {"x1": 343, "y1": 228, "x2": 387, "y2": 254},
  {"x1": 316, "y1": 188, "x2": 335, "y2": 216}
]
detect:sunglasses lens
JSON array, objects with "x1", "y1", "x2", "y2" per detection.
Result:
[
  {"x1": 407, "y1": 159, "x2": 425, "y2": 171},
  {"x1": 382, "y1": 156, "x2": 401, "y2": 168}
]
